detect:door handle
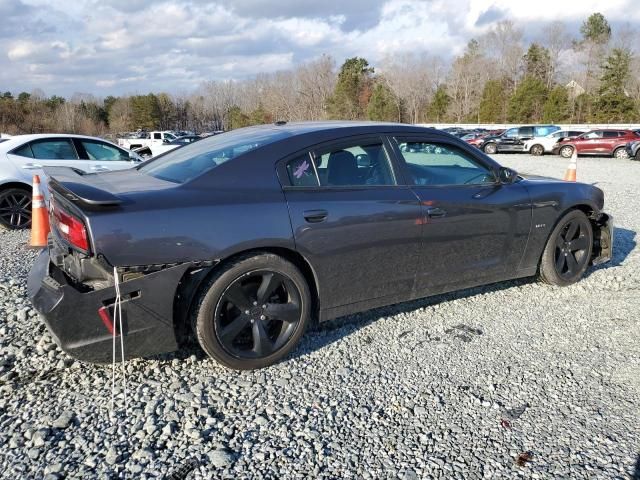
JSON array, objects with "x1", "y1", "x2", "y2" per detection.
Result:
[
  {"x1": 303, "y1": 209, "x2": 328, "y2": 223},
  {"x1": 425, "y1": 206, "x2": 446, "y2": 218},
  {"x1": 90, "y1": 165, "x2": 110, "y2": 171},
  {"x1": 21, "y1": 163, "x2": 43, "y2": 169}
]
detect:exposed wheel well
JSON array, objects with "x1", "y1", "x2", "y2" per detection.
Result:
[
  {"x1": 0, "y1": 182, "x2": 31, "y2": 193},
  {"x1": 173, "y1": 247, "x2": 320, "y2": 342}
]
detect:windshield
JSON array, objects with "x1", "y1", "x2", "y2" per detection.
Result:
[{"x1": 139, "y1": 127, "x2": 289, "y2": 183}]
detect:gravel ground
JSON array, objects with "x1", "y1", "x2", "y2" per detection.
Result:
[{"x1": 0, "y1": 154, "x2": 639, "y2": 479}]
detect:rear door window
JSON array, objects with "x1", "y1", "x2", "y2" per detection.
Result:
[
  {"x1": 79, "y1": 139, "x2": 129, "y2": 161},
  {"x1": 11, "y1": 144, "x2": 34, "y2": 158},
  {"x1": 519, "y1": 127, "x2": 534, "y2": 137},
  {"x1": 603, "y1": 131, "x2": 619, "y2": 138},
  {"x1": 30, "y1": 139, "x2": 78, "y2": 160}
]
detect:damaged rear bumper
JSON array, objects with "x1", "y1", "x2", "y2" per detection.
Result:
[
  {"x1": 592, "y1": 213, "x2": 614, "y2": 265},
  {"x1": 27, "y1": 250, "x2": 189, "y2": 363}
]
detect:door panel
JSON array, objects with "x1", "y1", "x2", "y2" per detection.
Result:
[
  {"x1": 285, "y1": 188, "x2": 423, "y2": 308},
  {"x1": 391, "y1": 136, "x2": 532, "y2": 293}
]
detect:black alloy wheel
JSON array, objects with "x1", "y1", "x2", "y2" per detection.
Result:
[
  {"x1": 215, "y1": 271, "x2": 302, "y2": 359},
  {"x1": 193, "y1": 253, "x2": 311, "y2": 369},
  {"x1": 539, "y1": 210, "x2": 593, "y2": 286},
  {"x1": 0, "y1": 188, "x2": 32, "y2": 229}
]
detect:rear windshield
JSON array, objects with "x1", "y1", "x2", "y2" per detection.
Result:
[{"x1": 139, "y1": 127, "x2": 289, "y2": 183}]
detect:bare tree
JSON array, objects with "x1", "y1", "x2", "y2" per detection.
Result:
[
  {"x1": 481, "y1": 20, "x2": 524, "y2": 87},
  {"x1": 540, "y1": 21, "x2": 571, "y2": 89}
]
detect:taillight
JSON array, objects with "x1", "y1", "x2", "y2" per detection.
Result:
[{"x1": 52, "y1": 202, "x2": 89, "y2": 251}]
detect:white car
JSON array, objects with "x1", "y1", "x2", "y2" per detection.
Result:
[
  {"x1": 0, "y1": 134, "x2": 142, "y2": 229},
  {"x1": 523, "y1": 129, "x2": 587, "y2": 156}
]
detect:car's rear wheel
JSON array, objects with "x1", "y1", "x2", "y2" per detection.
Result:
[
  {"x1": 559, "y1": 146, "x2": 574, "y2": 158},
  {"x1": 193, "y1": 253, "x2": 311, "y2": 370},
  {"x1": 483, "y1": 143, "x2": 497, "y2": 154},
  {"x1": 613, "y1": 147, "x2": 629, "y2": 159},
  {"x1": 0, "y1": 187, "x2": 32, "y2": 230},
  {"x1": 539, "y1": 210, "x2": 593, "y2": 286},
  {"x1": 530, "y1": 144, "x2": 544, "y2": 156}
]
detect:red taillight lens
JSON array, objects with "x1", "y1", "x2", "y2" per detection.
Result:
[{"x1": 53, "y1": 205, "x2": 89, "y2": 251}]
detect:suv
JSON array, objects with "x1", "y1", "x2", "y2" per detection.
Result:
[
  {"x1": 479, "y1": 125, "x2": 560, "y2": 154},
  {"x1": 523, "y1": 129, "x2": 587, "y2": 156},
  {"x1": 553, "y1": 130, "x2": 640, "y2": 159}
]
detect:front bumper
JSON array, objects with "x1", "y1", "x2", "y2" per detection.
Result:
[
  {"x1": 592, "y1": 213, "x2": 614, "y2": 265},
  {"x1": 28, "y1": 251, "x2": 189, "y2": 363}
]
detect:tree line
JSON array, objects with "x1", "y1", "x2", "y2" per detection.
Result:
[{"x1": 1, "y1": 13, "x2": 639, "y2": 136}]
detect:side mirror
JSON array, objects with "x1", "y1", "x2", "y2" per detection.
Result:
[
  {"x1": 498, "y1": 167, "x2": 518, "y2": 184},
  {"x1": 162, "y1": 138, "x2": 169, "y2": 144}
]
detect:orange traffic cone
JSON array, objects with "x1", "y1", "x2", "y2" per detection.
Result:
[
  {"x1": 29, "y1": 175, "x2": 50, "y2": 248},
  {"x1": 563, "y1": 149, "x2": 577, "y2": 182}
]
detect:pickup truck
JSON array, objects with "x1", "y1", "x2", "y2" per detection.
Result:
[{"x1": 117, "y1": 131, "x2": 177, "y2": 150}]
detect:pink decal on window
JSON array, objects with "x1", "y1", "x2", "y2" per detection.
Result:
[{"x1": 293, "y1": 160, "x2": 310, "y2": 179}]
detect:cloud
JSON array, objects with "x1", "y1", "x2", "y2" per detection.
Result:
[{"x1": 1, "y1": 0, "x2": 639, "y2": 96}]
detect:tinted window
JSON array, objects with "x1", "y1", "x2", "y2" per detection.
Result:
[
  {"x1": 153, "y1": 133, "x2": 161, "y2": 139},
  {"x1": 30, "y1": 139, "x2": 77, "y2": 160},
  {"x1": 568, "y1": 131, "x2": 584, "y2": 137},
  {"x1": 534, "y1": 126, "x2": 558, "y2": 136},
  {"x1": 314, "y1": 141, "x2": 395, "y2": 187},
  {"x1": 602, "y1": 131, "x2": 619, "y2": 138},
  {"x1": 396, "y1": 140, "x2": 496, "y2": 186},
  {"x1": 519, "y1": 127, "x2": 534, "y2": 136},
  {"x1": 583, "y1": 131, "x2": 602, "y2": 139},
  {"x1": 139, "y1": 128, "x2": 289, "y2": 183},
  {"x1": 11, "y1": 144, "x2": 34, "y2": 158},
  {"x1": 287, "y1": 153, "x2": 318, "y2": 187},
  {"x1": 80, "y1": 140, "x2": 129, "y2": 161}
]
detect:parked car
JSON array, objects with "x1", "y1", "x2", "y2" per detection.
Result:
[
  {"x1": 0, "y1": 134, "x2": 142, "y2": 229},
  {"x1": 117, "y1": 131, "x2": 177, "y2": 150},
  {"x1": 553, "y1": 129, "x2": 640, "y2": 159},
  {"x1": 479, "y1": 125, "x2": 560, "y2": 154},
  {"x1": 625, "y1": 140, "x2": 640, "y2": 160},
  {"x1": 28, "y1": 122, "x2": 613, "y2": 370},
  {"x1": 461, "y1": 132, "x2": 487, "y2": 147},
  {"x1": 169, "y1": 135, "x2": 202, "y2": 146},
  {"x1": 523, "y1": 129, "x2": 587, "y2": 156}
]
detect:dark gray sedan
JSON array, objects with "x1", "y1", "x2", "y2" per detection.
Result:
[{"x1": 28, "y1": 122, "x2": 613, "y2": 369}]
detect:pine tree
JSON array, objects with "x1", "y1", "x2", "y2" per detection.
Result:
[
  {"x1": 507, "y1": 76, "x2": 548, "y2": 122},
  {"x1": 327, "y1": 57, "x2": 373, "y2": 120},
  {"x1": 479, "y1": 79, "x2": 507, "y2": 123},
  {"x1": 594, "y1": 48, "x2": 636, "y2": 122},
  {"x1": 523, "y1": 44, "x2": 552, "y2": 84},
  {"x1": 426, "y1": 86, "x2": 449, "y2": 122},
  {"x1": 542, "y1": 86, "x2": 570, "y2": 122},
  {"x1": 366, "y1": 83, "x2": 397, "y2": 121}
]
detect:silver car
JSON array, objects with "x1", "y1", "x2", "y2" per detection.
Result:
[{"x1": 0, "y1": 134, "x2": 142, "y2": 229}]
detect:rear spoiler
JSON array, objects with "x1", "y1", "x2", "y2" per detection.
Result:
[{"x1": 44, "y1": 167, "x2": 123, "y2": 206}]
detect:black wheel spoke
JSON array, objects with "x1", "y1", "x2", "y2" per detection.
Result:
[
  {"x1": 252, "y1": 320, "x2": 273, "y2": 356},
  {"x1": 565, "y1": 221, "x2": 578, "y2": 241},
  {"x1": 219, "y1": 314, "x2": 250, "y2": 342},
  {"x1": 566, "y1": 253, "x2": 579, "y2": 274},
  {"x1": 265, "y1": 303, "x2": 300, "y2": 324},
  {"x1": 555, "y1": 252, "x2": 567, "y2": 272},
  {"x1": 569, "y1": 236, "x2": 589, "y2": 251},
  {"x1": 224, "y1": 283, "x2": 253, "y2": 311},
  {"x1": 256, "y1": 273, "x2": 281, "y2": 304}
]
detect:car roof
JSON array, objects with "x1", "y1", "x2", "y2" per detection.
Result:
[
  {"x1": 232, "y1": 121, "x2": 438, "y2": 139},
  {"x1": 0, "y1": 133, "x2": 122, "y2": 150}
]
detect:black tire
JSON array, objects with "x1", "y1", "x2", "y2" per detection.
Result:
[
  {"x1": 539, "y1": 210, "x2": 593, "y2": 286},
  {"x1": 483, "y1": 143, "x2": 497, "y2": 154},
  {"x1": 530, "y1": 144, "x2": 544, "y2": 156},
  {"x1": 193, "y1": 253, "x2": 311, "y2": 370},
  {"x1": 559, "y1": 146, "x2": 574, "y2": 158},
  {"x1": 613, "y1": 147, "x2": 629, "y2": 159},
  {"x1": 0, "y1": 187, "x2": 32, "y2": 230}
]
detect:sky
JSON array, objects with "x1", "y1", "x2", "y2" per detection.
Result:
[{"x1": 0, "y1": 0, "x2": 638, "y2": 97}]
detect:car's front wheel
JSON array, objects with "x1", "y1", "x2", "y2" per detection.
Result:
[
  {"x1": 483, "y1": 143, "x2": 497, "y2": 154},
  {"x1": 0, "y1": 187, "x2": 32, "y2": 230},
  {"x1": 193, "y1": 253, "x2": 311, "y2": 369},
  {"x1": 530, "y1": 144, "x2": 544, "y2": 156},
  {"x1": 539, "y1": 210, "x2": 593, "y2": 286},
  {"x1": 559, "y1": 146, "x2": 574, "y2": 158}
]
